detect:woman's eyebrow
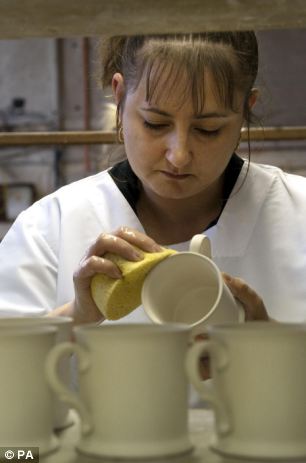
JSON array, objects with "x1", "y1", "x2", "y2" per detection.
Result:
[
  {"x1": 140, "y1": 107, "x2": 230, "y2": 119},
  {"x1": 140, "y1": 107, "x2": 171, "y2": 116},
  {"x1": 194, "y1": 112, "x2": 230, "y2": 119}
]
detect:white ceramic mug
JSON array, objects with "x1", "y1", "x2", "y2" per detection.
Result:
[
  {"x1": 46, "y1": 323, "x2": 197, "y2": 459},
  {"x1": 186, "y1": 322, "x2": 306, "y2": 460},
  {"x1": 142, "y1": 235, "x2": 244, "y2": 336},
  {"x1": 0, "y1": 315, "x2": 73, "y2": 430},
  {"x1": 0, "y1": 325, "x2": 59, "y2": 456}
]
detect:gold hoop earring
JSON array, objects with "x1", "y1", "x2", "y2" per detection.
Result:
[{"x1": 118, "y1": 126, "x2": 124, "y2": 144}]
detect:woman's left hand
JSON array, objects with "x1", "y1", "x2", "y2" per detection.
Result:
[
  {"x1": 222, "y1": 273, "x2": 269, "y2": 321},
  {"x1": 194, "y1": 274, "x2": 270, "y2": 381}
]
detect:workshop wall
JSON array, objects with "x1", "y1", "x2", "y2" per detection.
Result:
[{"x1": 0, "y1": 29, "x2": 305, "y2": 238}]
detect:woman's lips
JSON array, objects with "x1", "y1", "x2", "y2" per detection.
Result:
[{"x1": 160, "y1": 170, "x2": 191, "y2": 180}]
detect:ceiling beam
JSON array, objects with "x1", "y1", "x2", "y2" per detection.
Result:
[{"x1": 0, "y1": 0, "x2": 306, "y2": 39}]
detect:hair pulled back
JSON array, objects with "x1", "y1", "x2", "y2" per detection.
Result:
[{"x1": 100, "y1": 32, "x2": 258, "y2": 120}]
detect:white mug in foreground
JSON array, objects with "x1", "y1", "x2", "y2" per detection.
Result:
[
  {"x1": 46, "y1": 324, "x2": 195, "y2": 459},
  {"x1": 142, "y1": 235, "x2": 244, "y2": 336},
  {"x1": 0, "y1": 316, "x2": 73, "y2": 430},
  {"x1": 186, "y1": 322, "x2": 306, "y2": 460},
  {"x1": 0, "y1": 326, "x2": 59, "y2": 456}
]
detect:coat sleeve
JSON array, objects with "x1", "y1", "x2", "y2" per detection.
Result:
[{"x1": 0, "y1": 198, "x2": 59, "y2": 316}]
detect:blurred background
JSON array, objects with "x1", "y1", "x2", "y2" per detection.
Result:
[{"x1": 0, "y1": 29, "x2": 305, "y2": 239}]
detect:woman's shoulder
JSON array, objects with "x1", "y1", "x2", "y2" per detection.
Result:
[
  {"x1": 249, "y1": 161, "x2": 306, "y2": 196},
  {"x1": 51, "y1": 168, "x2": 112, "y2": 198},
  {"x1": 12, "y1": 169, "x2": 114, "y2": 230},
  {"x1": 31, "y1": 168, "x2": 114, "y2": 212}
]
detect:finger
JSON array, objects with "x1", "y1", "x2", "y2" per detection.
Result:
[
  {"x1": 194, "y1": 332, "x2": 209, "y2": 342},
  {"x1": 114, "y1": 226, "x2": 163, "y2": 252},
  {"x1": 191, "y1": 334, "x2": 211, "y2": 379},
  {"x1": 199, "y1": 356, "x2": 211, "y2": 380},
  {"x1": 74, "y1": 255, "x2": 122, "y2": 282},
  {"x1": 222, "y1": 273, "x2": 269, "y2": 321},
  {"x1": 85, "y1": 228, "x2": 163, "y2": 261},
  {"x1": 85, "y1": 233, "x2": 144, "y2": 262}
]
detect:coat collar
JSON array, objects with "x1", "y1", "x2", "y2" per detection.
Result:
[
  {"x1": 102, "y1": 161, "x2": 274, "y2": 259},
  {"x1": 206, "y1": 161, "x2": 275, "y2": 257}
]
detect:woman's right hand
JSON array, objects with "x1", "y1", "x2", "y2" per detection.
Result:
[{"x1": 72, "y1": 226, "x2": 162, "y2": 325}]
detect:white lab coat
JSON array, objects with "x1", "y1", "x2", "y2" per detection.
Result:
[{"x1": 0, "y1": 161, "x2": 306, "y2": 322}]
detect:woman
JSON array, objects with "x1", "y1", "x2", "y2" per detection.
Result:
[{"x1": 0, "y1": 32, "x2": 305, "y2": 326}]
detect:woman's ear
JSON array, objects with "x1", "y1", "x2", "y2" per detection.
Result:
[
  {"x1": 248, "y1": 88, "x2": 258, "y2": 110},
  {"x1": 112, "y1": 73, "x2": 125, "y2": 105}
]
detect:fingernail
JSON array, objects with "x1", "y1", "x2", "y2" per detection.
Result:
[
  {"x1": 111, "y1": 267, "x2": 122, "y2": 279},
  {"x1": 150, "y1": 244, "x2": 163, "y2": 252},
  {"x1": 223, "y1": 273, "x2": 232, "y2": 283},
  {"x1": 132, "y1": 250, "x2": 144, "y2": 261}
]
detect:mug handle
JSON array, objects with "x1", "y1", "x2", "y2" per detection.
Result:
[
  {"x1": 189, "y1": 234, "x2": 212, "y2": 258},
  {"x1": 45, "y1": 341, "x2": 92, "y2": 435},
  {"x1": 185, "y1": 340, "x2": 231, "y2": 435}
]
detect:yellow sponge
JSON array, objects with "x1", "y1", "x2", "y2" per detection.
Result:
[{"x1": 90, "y1": 247, "x2": 177, "y2": 320}]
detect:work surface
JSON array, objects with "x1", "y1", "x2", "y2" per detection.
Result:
[{"x1": 41, "y1": 409, "x2": 288, "y2": 463}]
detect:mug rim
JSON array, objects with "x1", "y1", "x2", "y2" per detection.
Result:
[
  {"x1": 207, "y1": 321, "x2": 306, "y2": 334},
  {"x1": 74, "y1": 322, "x2": 190, "y2": 336},
  {"x1": 142, "y1": 252, "x2": 223, "y2": 327},
  {"x1": 0, "y1": 325, "x2": 57, "y2": 336},
  {"x1": 0, "y1": 315, "x2": 73, "y2": 325}
]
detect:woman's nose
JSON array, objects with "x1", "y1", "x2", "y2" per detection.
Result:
[{"x1": 165, "y1": 132, "x2": 192, "y2": 168}]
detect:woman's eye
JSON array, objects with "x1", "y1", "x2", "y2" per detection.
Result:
[
  {"x1": 143, "y1": 120, "x2": 168, "y2": 131},
  {"x1": 196, "y1": 127, "x2": 221, "y2": 137}
]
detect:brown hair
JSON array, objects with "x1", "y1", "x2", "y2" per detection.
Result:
[{"x1": 100, "y1": 32, "x2": 258, "y2": 133}]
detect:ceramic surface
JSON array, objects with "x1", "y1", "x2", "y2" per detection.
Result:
[
  {"x1": 187, "y1": 322, "x2": 306, "y2": 459},
  {"x1": 142, "y1": 235, "x2": 244, "y2": 336},
  {"x1": 0, "y1": 315, "x2": 73, "y2": 430},
  {"x1": 46, "y1": 323, "x2": 195, "y2": 459},
  {"x1": 0, "y1": 325, "x2": 59, "y2": 455}
]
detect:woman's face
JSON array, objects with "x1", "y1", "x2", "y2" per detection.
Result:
[{"x1": 113, "y1": 69, "x2": 248, "y2": 202}]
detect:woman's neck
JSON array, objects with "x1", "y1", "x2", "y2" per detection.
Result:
[{"x1": 136, "y1": 177, "x2": 224, "y2": 245}]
